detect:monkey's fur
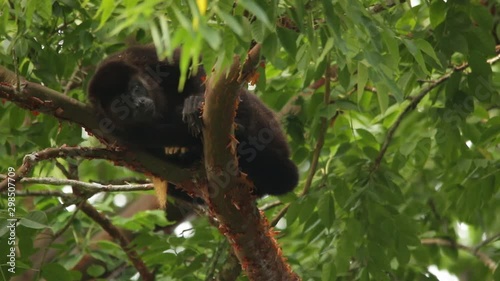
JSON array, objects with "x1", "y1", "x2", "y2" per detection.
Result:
[{"x1": 88, "y1": 45, "x2": 298, "y2": 204}]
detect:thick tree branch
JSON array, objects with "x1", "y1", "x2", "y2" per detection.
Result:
[
  {"x1": 0, "y1": 66, "x2": 199, "y2": 188},
  {"x1": 202, "y1": 44, "x2": 300, "y2": 280}
]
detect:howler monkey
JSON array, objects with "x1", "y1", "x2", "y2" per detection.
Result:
[{"x1": 87, "y1": 45, "x2": 298, "y2": 203}]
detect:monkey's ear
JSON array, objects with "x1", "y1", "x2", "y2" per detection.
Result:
[{"x1": 88, "y1": 60, "x2": 138, "y2": 106}]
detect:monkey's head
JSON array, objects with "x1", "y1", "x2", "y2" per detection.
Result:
[{"x1": 88, "y1": 59, "x2": 168, "y2": 128}]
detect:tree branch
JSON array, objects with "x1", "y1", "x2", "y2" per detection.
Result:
[
  {"x1": 0, "y1": 175, "x2": 154, "y2": 192},
  {"x1": 79, "y1": 201, "x2": 154, "y2": 281},
  {"x1": 372, "y1": 49, "x2": 500, "y2": 172},
  {"x1": 0, "y1": 66, "x2": 200, "y2": 189},
  {"x1": 421, "y1": 238, "x2": 498, "y2": 272},
  {"x1": 0, "y1": 145, "x2": 194, "y2": 193},
  {"x1": 202, "y1": 43, "x2": 300, "y2": 280},
  {"x1": 6, "y1": 190, "x2": 73, "y2": 197},
  {"x1": 271, "y1": 60, "x2": 337, "y2": 227},
  {"x1": 474, "y1": 232, "x2": 500, "y2": 252}
]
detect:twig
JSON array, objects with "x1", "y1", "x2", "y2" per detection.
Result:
[
  {"x1": 271, "y1": 59, "x2": 335, "y2": 227},
  {"x1": 277, "y1": 77, "x2": 326, "y2": 119},
  {"x1": 259, "y1": 201, "x2": 283, "y2": 211},
  {"x1": 0, "y1": 175, "x2": 153, "y2": 192},
  {"x1": 54, "y1": 161, "x2": 71, "y2": 179},
  {"x1": 63, "y1": 65, "x2": 82, "y2": 96},
  {"x1": 372, "y1": 49, "x2": 500, "y2": 172},
  {"x1": 34, "y1": 202, "x2": 84, "y2": 279},
  {"x1": 474, "y1": 233, "x2": 500, "y2": 252},
  {"x1": 205, "y1": 240, "x2": 227, "y2": 281},
  {"x1": 421, "y1": 238, "x2": 497, "y2": 271},
  {"x1": 79, "y1": 201, "x2": 154, "y2": 281},
  {"x1": 89, "y1": 177, "x2": 151, "y2": 185},
  {"x1": 5, "y1": 190, "x2": 73, "y2": 197},
  {"x1": 0, "y1": 146, "x2": 126, "y2": 191}
]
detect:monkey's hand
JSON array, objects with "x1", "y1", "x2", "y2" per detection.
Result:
[{"x1": 182, "y1": 95, "x2": 204, "y2": 137}]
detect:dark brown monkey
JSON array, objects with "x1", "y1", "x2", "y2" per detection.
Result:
[{"x1": 88, "y1": 45, "x2": 298, "y2": 204}]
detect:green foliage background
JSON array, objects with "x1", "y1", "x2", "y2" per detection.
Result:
[{"x1": 0, "y1": 0, "x2": 499, "y2": 280}]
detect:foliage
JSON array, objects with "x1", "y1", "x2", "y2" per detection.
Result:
[{"x1": 0, "y1": 0, "x2": 499, "y2": 280}]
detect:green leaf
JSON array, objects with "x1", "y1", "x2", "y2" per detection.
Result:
[
  {"x1": 293, "y1": 146, "x2": 310, "y2": 163},
  {"x1": 404, "y1": 39, "x2": 428, "y2": 75},
  {"x1": 96, "y1": 0, "x2": 115, "y2": 29},
  {"x1": 381, "y1": 29, "x2": 400, "y2": 68},
  {"x1": 277, "y1": 27, "x2": 298, "y2": 57},
  {"x1": 430, "y1": 0, "x2": 447, "y2": 28},
  {"x1": 19, "y1": 211, "x2": 48, "y2": 229},
  {"x1": 24, "y1": 0, "x2": 36, "y2": 29},
  {"x1": 345, "y1": 218, "x2": 363, "y2": 242},
  {"x1": 395, "y1": 8, "x2": 417, "y2": 33},
  {"x1": 413, "y1": 138, "x2": 431, "y2": 167},
  {"x1": 9, "y1": 106, "x2": 27, "y2": 129},
  {"x1": 216, "y1": 9, "x2": 244, "y2": 36},
  {"x1": 199, "y1": 25, "x2": 221, "y2": 50},
  {"x1": 338, "y1": 66, "x2": 350, "y2": 90},
  {"x1": 36, "y1": 0, "x2": 52, "y2": 20},
  {"x1": 250, "y1": 20, "x2": 265, "y2": 43},
  {"x1": 286, "y1": 200, "x2": 301, "y2": 225},
  {"x1": 239, "y1": 0, "x2": 273, "y2": 30},
  {"x1": 317, "y1": 37, "x2": 333, "y2": 65},
  {"x1": 376, "y1": 83, "x2": 389, "y2": 113},
  {"x1": 357, "y1": 62, "x2": 368, "y2": 102},
  {"x1": 87, "y1": 265, "x2": 106, "y2": 277},
  {"x1": 336, "y1": 237, "x2": 355, "y2": 273},
  {"x1": 173, "y1": 8, "x2": 192, "y2": 31},
  {"x1": 336, "y1": 100, "x2": 359, "y2": 111},
  {"x1": 262, "y1": 33, "x2": 279, "y2": 59},
  {"x1": 479, "y1": 125, "x2": 500, "y2": 144},
  {"x1": 356, "y1": 129, "x2": 378, "y2": 146},
  {"x1": 469, "y1": 51, "x2": 492, "y2": 78},
  {"x1": 13, "y1": 37, "x2": 29, "y2": 58},
  {"x1": 415, "y1": 39, "x2": 441, "y2": 67},
  {"x1": 321, "y1": 262, "x2": 337, "y2": 281},
  {"x1": 469, "y1": 4, "x2": 493, "y2": 30},
  {"x1": 494, "y1": 266, "x2": 500, "y2": 281},
  {"x1": 298, "y1": 196, "x2": 316, "y2": 224},
  {"x1": 333, "y1": 181, "x2": 350, "y2": 209},
  {"x1": 317, "y1": 192, "x2": 335, "y2": 228},
  {"x1": 41, "y1": 263, "x2": 72, "y2": 281}
]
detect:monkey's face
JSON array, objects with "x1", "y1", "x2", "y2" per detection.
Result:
[
  {"x1": 88, "y1": 60, "x2": 168, "y2": 127},
  {"x1": 107, "y1": 76, "x2": 166, "y2": 124}
]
